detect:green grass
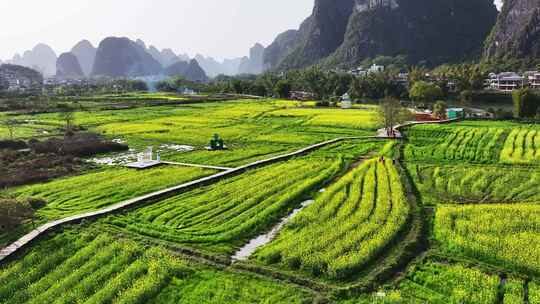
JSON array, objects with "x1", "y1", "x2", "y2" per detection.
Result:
[
  {"x1": 105, "y1": 155, "x2": 345, "y2": 254},
  {"x1": 434, "y1": 204, "x2": 540, "y2": 275},
  {"x1": 254, "y1": 158, "x2": 410, "y2": 281},
  {"x1": 0, "y1": 228, "x2": 313, "y2": 304}
]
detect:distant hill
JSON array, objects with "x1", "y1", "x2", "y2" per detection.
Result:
[
  {"x1": 164, "y1": 59, "x2": 208, "y2": 83},
  {"x1": 484, "y1": 0, "x2": 540, "y2": 62},
  {"x1": 71, "y1": 40, "x2": 97, "y2": 76},
  {"x1": 91, "y1": 37, "x2": 163, "y2": 77},
  {"x1": 238, "y1": 43, "x2": 265, "y2": 75},
  {"x1": 56, "y1": 52, "x2": 84, "y2": 79},
  {"x1": 8, "y1": 43, "x2": 57, "y2": 76},
  {"x1": 266, "y1": 0, "x2": 498, "y2": 70},
  {"x1": 195, "y1": 55, "x2": 246, "y2": 77},
  {"x1": 263, "y1": 30, "x2": 301, "y2": 70}
]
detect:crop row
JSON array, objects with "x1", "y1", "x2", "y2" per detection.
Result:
[
  {"x1": 253, "y1": 158, "x2": 410, "y2": 280},
  {"x1": 14, "y1": 166, "x2": 212, "y2": 219},
  {"x1": 407, "y1": 164, "x2": 540, "y2": 204},
  {"x1": 106, "y1": 157, "x2": 344, "y2": 254},
  {"x1": 501, "y1": 129, "x2": 540, "y2": 164},
  {"x1": 531, "y1": 281, "x2": 540, "y2": 304},
  {"x1": 399, "y1": 262, "x2": 500, "y2": 304},
  {"x1": 0, "y1": 230, "x2": 312, "y2": 304},
  {"x1": 434, "y1": 204, "x2": 540, "y2": 275},
  {"x1": 404, "y1": 127, "x2": 506, "y2": 163},
  {"x1": 0, "y1": 232, "x2": 190, "y2": 304},
  {"x1": 503, "y1": 279, "x2": 525, "y2": 304}
]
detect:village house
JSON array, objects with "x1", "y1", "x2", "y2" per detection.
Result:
[
  {"x1": 488, "y1": 72, "x2": 526, "y2": 92},
  {"x1": 529, "y1": 72, "x2": 540, "y2": 89},
  {"x1": 349, "y1": 64, "x2": 385, "y2": 77},
  {"x1": 291, "y1": 91, "x2": 316, "y2": 101}
]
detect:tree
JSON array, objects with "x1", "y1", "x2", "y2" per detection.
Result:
[
  {"x1": 377, "y1": 98, "x2": 413, "y2": 136},
  {"x1": 302, "y1": 67, "x2": 330, "y2": 100},
  {"x1": 0, "y1": 198, "x2": 34, "y2": 232},
  {"x1": 58, "y1": 107, "x2": 75, "y2": 136},
  {"x1": 2, "y1": 119, "x2": 17, "y2": 140},
  {"x1": 409, "y1": 81, "x2": 443, "y2": 105},
  {"x1": 349, "y1": 72, "x2": 406, "y2": 100},
  {"x1": 274, "y1": 80, "x2": 292, "y2": 99},
  {"x1": 433, "y1": 101, "x2": 448, "y2": 119},
  {"x1": 513, "y1": 88, "x2": 540, "y2": 118},
  {"x1": 408, "y1": 66, "x2": 428, "y2": 87}
]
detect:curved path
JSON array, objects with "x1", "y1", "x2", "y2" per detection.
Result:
[{"x1": 0, "y1": 136, "x2": 375, "y2": 263}]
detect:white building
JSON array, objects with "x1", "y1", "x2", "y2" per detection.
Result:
[
  {"x1": 350, "y1": 64, "x2": 385, "y2": 77},
  {"x1": 488, "y1": 72, "x2": 525, "y2": 92},
  {"x1": 341, "y1": 93, "x2": 353, "y2": 109}
]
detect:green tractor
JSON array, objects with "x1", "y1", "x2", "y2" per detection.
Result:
[{"x1": 209, "y1": 134, "x2": 226, "y2": 150}]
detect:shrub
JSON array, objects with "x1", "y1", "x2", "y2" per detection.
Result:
[{"x1": 0, "y1": 140, "x2": 27, "y2": 150}]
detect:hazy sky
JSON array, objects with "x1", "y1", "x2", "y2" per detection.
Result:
[
  {"x1": 0, "y1": 0, "x2": 313, "y2": 61},
  {"x1": 0, "y1": 0, "x2": 503, "y2": 61}
]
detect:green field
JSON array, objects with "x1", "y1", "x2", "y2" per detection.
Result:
[
  {"x1": 2, "y1": 96, "x2": 540, "y2": 303},
  {"x1": 0, "y1": 228, "x2": 314, "y2": 304},
  {"x1": 1, "y1": 99, "x2": 379, "y2": 167},
  {"x1": 254, "y1": 158, "x2": 410, "y2": 281},
  {"x1": 106, "y1": 156, "x2": 345, "y2": 255},
  {"x1": 407, "y1": 163, "x2": 540, "y2": 204},
  {"x1": 0, "y1": 166, "x2": 214, "y2": 248},
  {"x1": 434, "y1": 204, "x2": 540, "y2": 275}
]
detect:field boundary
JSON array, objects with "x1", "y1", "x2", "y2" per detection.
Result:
[{"x1": 0, "y1": 136, "x2": 377, "y2": 263}]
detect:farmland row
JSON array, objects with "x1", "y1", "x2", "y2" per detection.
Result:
[
  {"x1": 14, "y1": 166, "x2": 214, "y2": 219},
  {"x1": 342, "y1": 261, "x2": 503, "y2": 304},
  {"x1": 407, "y1": 163, "x2": 540, "y2": 204},
  {"x1": 434, "y1": 204, "x2": 540, "y2": 275},
  {"x1": 106, "y1": 156, "x2": 345, "y2": 255},
  {"x1": 0, "y1": 231, "x2": 313, "y2": 304},
  {"x1": 501, "y1": 128, "x2": 540, "y2": 164},
  {"x1": 253, "y1": 158, "x2": 410, "y2": 281},
  {"x1": 404, "y1": 126, "x2": 506, "y2": 163}
]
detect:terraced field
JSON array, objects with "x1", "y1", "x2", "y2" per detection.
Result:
[
  {"x1": 404, "y1": 125, "x2": 507, "y2": 163},
  {"x1": 501, "y1": 128, "x2": 540, "y2": 164},
  {"x1": 344, "y1": 261, "x2": 502, "y2": 304},
  {"x1": 0, "y1": 230, "x2": 313, "y2": 304},
  {"x1": 0, "y1": 166, "x2": 214, "y2": 248},
  {"x1": 253, "y1": 158, "x2": 410, "y2": 280},
  {"x1": 407, "y1": 163, "x2": 540, "y2": 204},
  {"x1": 435, "y1": 204, "x2": 540, "y2": 275},
  {"x1": 3, "y1": 95, "x2": 540, "y2": 303},
  {"x1": 14, "y1": 166, "x2": 213, "y2": 219},
  {"x1": 106, "y1": 156, "x2": 345, "y2": 254}
]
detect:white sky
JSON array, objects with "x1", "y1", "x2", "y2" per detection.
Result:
[
  {"x1": 0, "y1": 0, "x2": 503, "y2": 61},
  {"x1": 0, "y1": 0, "x2": 313, "y2": 60}
]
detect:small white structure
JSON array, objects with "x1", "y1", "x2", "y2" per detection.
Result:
[
  {"x1": 368, "y1": 64, "x2": 385, "y2": 73},
  {"x1": 341, "y1": 93, "x2": 353, "y2": 109},
  {"x1": 126, "y1": 147, "x2": 161, "y2": 169}
]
